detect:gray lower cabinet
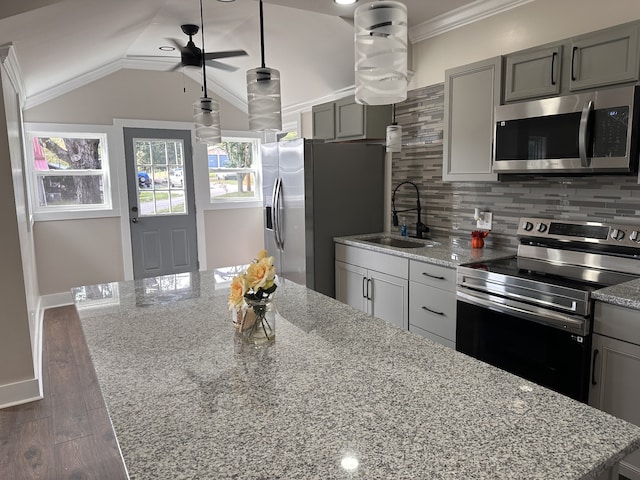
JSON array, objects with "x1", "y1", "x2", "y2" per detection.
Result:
[
  {"x1": 589, "y1": 302, "x2": 640, "y2": 480},
  {"x1": 443, "y1": 57, "x2": 501, "y2": 182},
  {"x1": 504, "y1": 21, "x2": 640, "y2": 101},
  {"x1": 335, "y1": 244, "x2": 408, "y2": 330},
  {"x1": 408, "y1": 260, "x2": 457, "y2": 348}
]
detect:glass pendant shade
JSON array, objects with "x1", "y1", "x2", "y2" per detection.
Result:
[
  {"x1": 247, "y1": 67, "x2": 282, "y2": 131},
  {"x1": 386, "y1": 124, "x2": 402, "y2": 152},
  {"x1": 194, "y1": 97, "x2": 221, "y2": 144},
  {"x1": 354, "y1": 0, "x2": 408, "y2": 105}
]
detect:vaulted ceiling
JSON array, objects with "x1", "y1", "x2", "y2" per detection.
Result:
[{"x1": 0, "y1": 0, "x2": 529, "y2": 112}]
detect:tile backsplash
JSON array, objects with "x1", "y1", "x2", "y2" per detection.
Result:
[{"x1": 391, "y1": 84, "x2": 640, "y2": 248}]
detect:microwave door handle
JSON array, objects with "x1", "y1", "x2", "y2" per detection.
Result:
[{"x1": 579, "y1": 100, "x2": 594, "y2": 168}]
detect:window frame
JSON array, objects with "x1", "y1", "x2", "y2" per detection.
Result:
[
  {"x1": 25, "y1": 123, "x2": 116, "y2": 221},
  {"x1": 207, "y1": 134, "x2": 262, "y2": 206}
]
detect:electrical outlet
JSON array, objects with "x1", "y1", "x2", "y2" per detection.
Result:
[{"x1": 476, "y1": 212, "x2": 492, "y2": 230}]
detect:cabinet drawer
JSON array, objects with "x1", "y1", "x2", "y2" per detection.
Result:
[
  {"x1": 409, "y1": 282, "x2": 457, "y2": 341},
  {"x1": 410, "y1": 323, "x2": 455, "y2": 349},
  {"x1": 409, "y1": 260, "x2": 456, "y2": 292},
  {"x1": 336, "y1": 244, "x2": 408, "y2": 278},
  {"x1": 594, "y1": 302, "x2": 640, "y2": 345}
]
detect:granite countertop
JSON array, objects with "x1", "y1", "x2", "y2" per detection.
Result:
[
  {"x1": 337, "y1": 233, "x2": 640, "y2": 310},
  {"x1": 72, "y1": 271, "x2": 640, "y2": 480},
  {"x1": 335, "y1": 232, "x2": 516, "y2": 268}
]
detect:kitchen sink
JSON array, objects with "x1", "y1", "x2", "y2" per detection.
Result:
[{"x1": 364, "y1": 236, "x2": 439, "y2": 249}]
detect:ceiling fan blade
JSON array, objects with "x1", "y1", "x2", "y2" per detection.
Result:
[
  {"x1": 166, "y1": 38, "x2": 183, "y2": 50},
  {"x1": 168, "y1": 62, "x2": 183, "y2": 72},
  {"x1": 205, "y1": 60, "x2": 239, "y2": 72},
  {"x1": 204, "y1": 50, "x2": 249, "y2": 60}
]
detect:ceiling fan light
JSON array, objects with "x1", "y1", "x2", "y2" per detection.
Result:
[
  {"x1": 354, "y1": 0, "x2": 408, "y2": 105},
  {"x1": 247, "y1": 66, "x2": 282, "y2": 131},
  {"x1": 194, "y1": 97, "x2": 221, "y2": 144},
  {"x1": 334, "y1": 0, "x2": 358, "y2": 4},
  {"x1": 386, "y1": 124, "x2": 402, "y2": 153}
]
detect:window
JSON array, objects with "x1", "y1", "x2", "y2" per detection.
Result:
[
  {"x1": 28, "y1": 132, "x2": 111, "y2": 213},
  {"x1": 208, "y1": 136, "x2": 261, "y2": 203}
]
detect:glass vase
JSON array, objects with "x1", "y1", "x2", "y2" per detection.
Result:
[{"x1": 242, "y1": 297, "x2": 276, "y2": 346}]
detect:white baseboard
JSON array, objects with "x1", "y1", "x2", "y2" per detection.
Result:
[
  {"x1": 0, "y1": 378, "x2": 42, "y2": 409},
  {"x1": 40, "y1": 291, "x2": 74, "y2": 309}
]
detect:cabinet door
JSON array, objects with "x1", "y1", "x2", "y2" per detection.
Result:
[
  {"x1": 335, "y1": 97, "x2": 365, "y2": 139},
  {"x1": 369, "y1": 269, "x2": 408, "y2": 330},
  {"x1": 443, "y1": 57, "x2": 500, "y2": 182},
  {"x1": 589, "y1": 333, "x2": 640, "y2": 477},
  {"x1": 312, "y1": 102, "x2": 335, "y2": 140},
  {"x1": 504, "y1": 45, "x2": 562, "y2": 101},
  {"x1": 335, "y1": 260, "x2": 367, "y2": 313},
  {"x1": 570, "y1": 23, "x2": 640, "y2": 91}
]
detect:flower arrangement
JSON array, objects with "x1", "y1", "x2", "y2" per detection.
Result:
[
  {"x1": 228, "y1": 249, "x2": 277, "y2": 310},
  {"x1": 228, "y1": 249, "x2": 277, "y2": 343}
]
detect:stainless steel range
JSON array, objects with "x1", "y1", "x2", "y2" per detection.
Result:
[{"x1": 456, "y1": 217, "x2": 640, "y2": 402}]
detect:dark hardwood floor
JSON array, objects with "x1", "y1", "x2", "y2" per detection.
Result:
[{"x1": 0, "y1": 306, "x2": 128, "y2": 479}]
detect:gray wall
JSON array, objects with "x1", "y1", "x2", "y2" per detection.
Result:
[{"x1": 392, "y1": 84, "x2": 640, "y2": 248}]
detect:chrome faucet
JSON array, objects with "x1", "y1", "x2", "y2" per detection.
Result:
[{"x1": 391, "y1": 181, "x2": 429, "y2": 238}]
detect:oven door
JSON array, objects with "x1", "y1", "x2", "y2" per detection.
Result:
[{"x1": 456, "y1": 289, "x2": 592, "y2": 402}]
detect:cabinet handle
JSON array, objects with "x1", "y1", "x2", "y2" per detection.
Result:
[
  {"x1": 591, "y1": 349, "x2": 599, "y2": 386},
  {"x1": 571, "y1": 46, "x2": 578, "y2": 81},
  {"x1": 422, "y1": 305, "x2": 445, "y2": 316},
  {"x1": 551, "y1": 51, "x2": 557, "y2": 85},
  {"x1": 362, "y1": 276, "x2": 367, "y2": 299},
  {"x1": 367, "y1": 278, "x2": 372, "y2": 300},
  {"x1": 422, "y1": 272, "x2": 445, "y2": 280}
]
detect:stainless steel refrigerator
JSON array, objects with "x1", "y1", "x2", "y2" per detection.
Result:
[{"x1": 262, "y1": 138, "x2": 385, "y2": 298}]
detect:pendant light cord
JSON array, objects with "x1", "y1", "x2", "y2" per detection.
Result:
[
  {"x1": 199, "y1": 0, "x2": 209, "y2": 98},
  {"x1": 259, "y1": 0, "x2": 266, "y2": 68}
]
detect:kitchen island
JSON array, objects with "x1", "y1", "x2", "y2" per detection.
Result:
[{"x1": 72, "y1": 271, "x2": 640, "y2": 480}]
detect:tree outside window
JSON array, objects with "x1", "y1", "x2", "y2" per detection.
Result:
[
  {"x1": 31, "y1": 133, "x2": 110, "y2": 210},
  {"x1": 208, "y1": 137, "x2": 260, "y2": 202}
]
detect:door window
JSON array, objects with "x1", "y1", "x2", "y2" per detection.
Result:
[{"x1": 134, "y1": 139, "x2": 186, "y2": 216}]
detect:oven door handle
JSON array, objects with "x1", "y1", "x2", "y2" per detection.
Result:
[{"x1": 457, "y1": 289, "x2": 589, "y2": 336}]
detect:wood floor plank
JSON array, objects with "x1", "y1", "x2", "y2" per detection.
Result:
[
  {"x1": 54, "y1": 436, "x2": 102, "y2": 480},
  {"x1": 44, "y1": 309, "x2": 74, "y2": 366},
  {"x1": 12, "y1": 417, "x2": 55, "y2": 480},
  {"x1": 0, "y1": 407, "x2": 18, "y2": 478},
  {"x1": 88, "y1": 407, "x2": 128, "y2": 479}
]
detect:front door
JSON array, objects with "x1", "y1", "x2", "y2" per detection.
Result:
[{"x1": 124, "y1": 128, "x2": 198, "y2": 279}]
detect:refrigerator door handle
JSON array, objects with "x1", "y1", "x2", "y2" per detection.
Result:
[{"x1": 273, "y1": 177, "x2": 284, "y2": 250}]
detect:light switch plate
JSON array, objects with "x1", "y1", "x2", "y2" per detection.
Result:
[{"x1": 476, "y1": 212, "x2": 492, "y2": 230}]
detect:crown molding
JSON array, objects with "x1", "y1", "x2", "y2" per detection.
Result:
[
  {"x1": 409, "y1": 0, "x2": 536, "y2": 44},
  {"x1": 24, "y1": 56, "x2": 249, "y2": 112},
  {"x1": 0, "y1": 43, "x2": 26, "y2": 103}
]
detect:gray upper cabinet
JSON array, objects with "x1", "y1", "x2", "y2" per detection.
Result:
[
  {"x1": 312, "y1": 96, "x2": 391, "y2": 142},
  {"x1": 504, "y1": 21, "x2": 640, "y2": 102},
  {"x1": 443, "y1": 57, "x2": 501, "y2": 182},
  {"x1": 504, "y1": 45, "x2": 562, "y2": 102},
  {"x1": 311, "y1": 101, "x2": 336, "y2": 141},
  {"x1": 569, "y1": 22, "x2": 640, "y2": 91}
]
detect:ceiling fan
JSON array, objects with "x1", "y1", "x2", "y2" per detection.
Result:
[{"x1": 166, "y1": 23, "x2": 248, "y2": 72}]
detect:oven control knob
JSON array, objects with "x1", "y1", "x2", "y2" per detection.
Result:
[
  {"x1": 522, "y1": 221, "x2": 534, "y2": 232},
  {"x1": 630, "y1": 230, "x2": 640, "y2": 243},
  {"x1": 611, "y1": 229, "x2": 625, "y2": 241},
  {"x1": 536, "y1": 223, "x2": 548, "y2": 233}
]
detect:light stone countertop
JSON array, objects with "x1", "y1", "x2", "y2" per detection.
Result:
[
  {"x1": 334, "y1": 232, "x2": 516, "y2": 268},
  {"x1": 337, "y1": 233, "x2": 640, "y2": 310},
  {"x1": 72, "y1": 271, "x2": 640, "y2": 480}
]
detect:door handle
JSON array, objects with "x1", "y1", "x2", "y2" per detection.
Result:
[
  {"x1": 422, "y1": 305, "x2": 445, "y2": 316},
  {"x1": 551, "y1": 51, "x2": 557, "y2": 86},
  {"x1": 131, "y1": 217, "x2": 139, "y2": 223},
  {"x1": 579, "y1": 100, "x2": 594, "y2": 168},
  {"x1": 367, "y1": 278, "x2": 372, "y2": 300},
  {"x1": 591, "y1": 349, "x2": 599, "y2": 386},
  {"x1": 362, "y1": 276, "x2": 367, "y2": 299},
  {"x1": 571, "y1": 46, "x2": 578, "y2": 81}
]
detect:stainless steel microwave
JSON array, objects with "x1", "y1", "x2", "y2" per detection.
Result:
[{"x1": 493, "y1": 85, "x2": 640, "y2": 174}]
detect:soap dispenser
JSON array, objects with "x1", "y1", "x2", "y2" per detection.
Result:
[{"x1": 401, "y1": 218, "x2": 407, "y2": 237}]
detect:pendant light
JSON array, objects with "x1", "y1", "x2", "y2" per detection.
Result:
[
  {"x1": 246, "y1": 0, "x2": 282, "y2": 131},
  {"x1": 194, "y1": 0, "x2": 221, "y2": 144},
  {"x1": 386, "y1": 103, "x2": 402, "y2": 153},
  {"x1": 354, "y1": 0, "x2": 408, "y2": 105}
]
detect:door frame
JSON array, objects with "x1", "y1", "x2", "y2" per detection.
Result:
[{"x1": 113, "y1": 119, "x2": 208, "y2": 280}]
